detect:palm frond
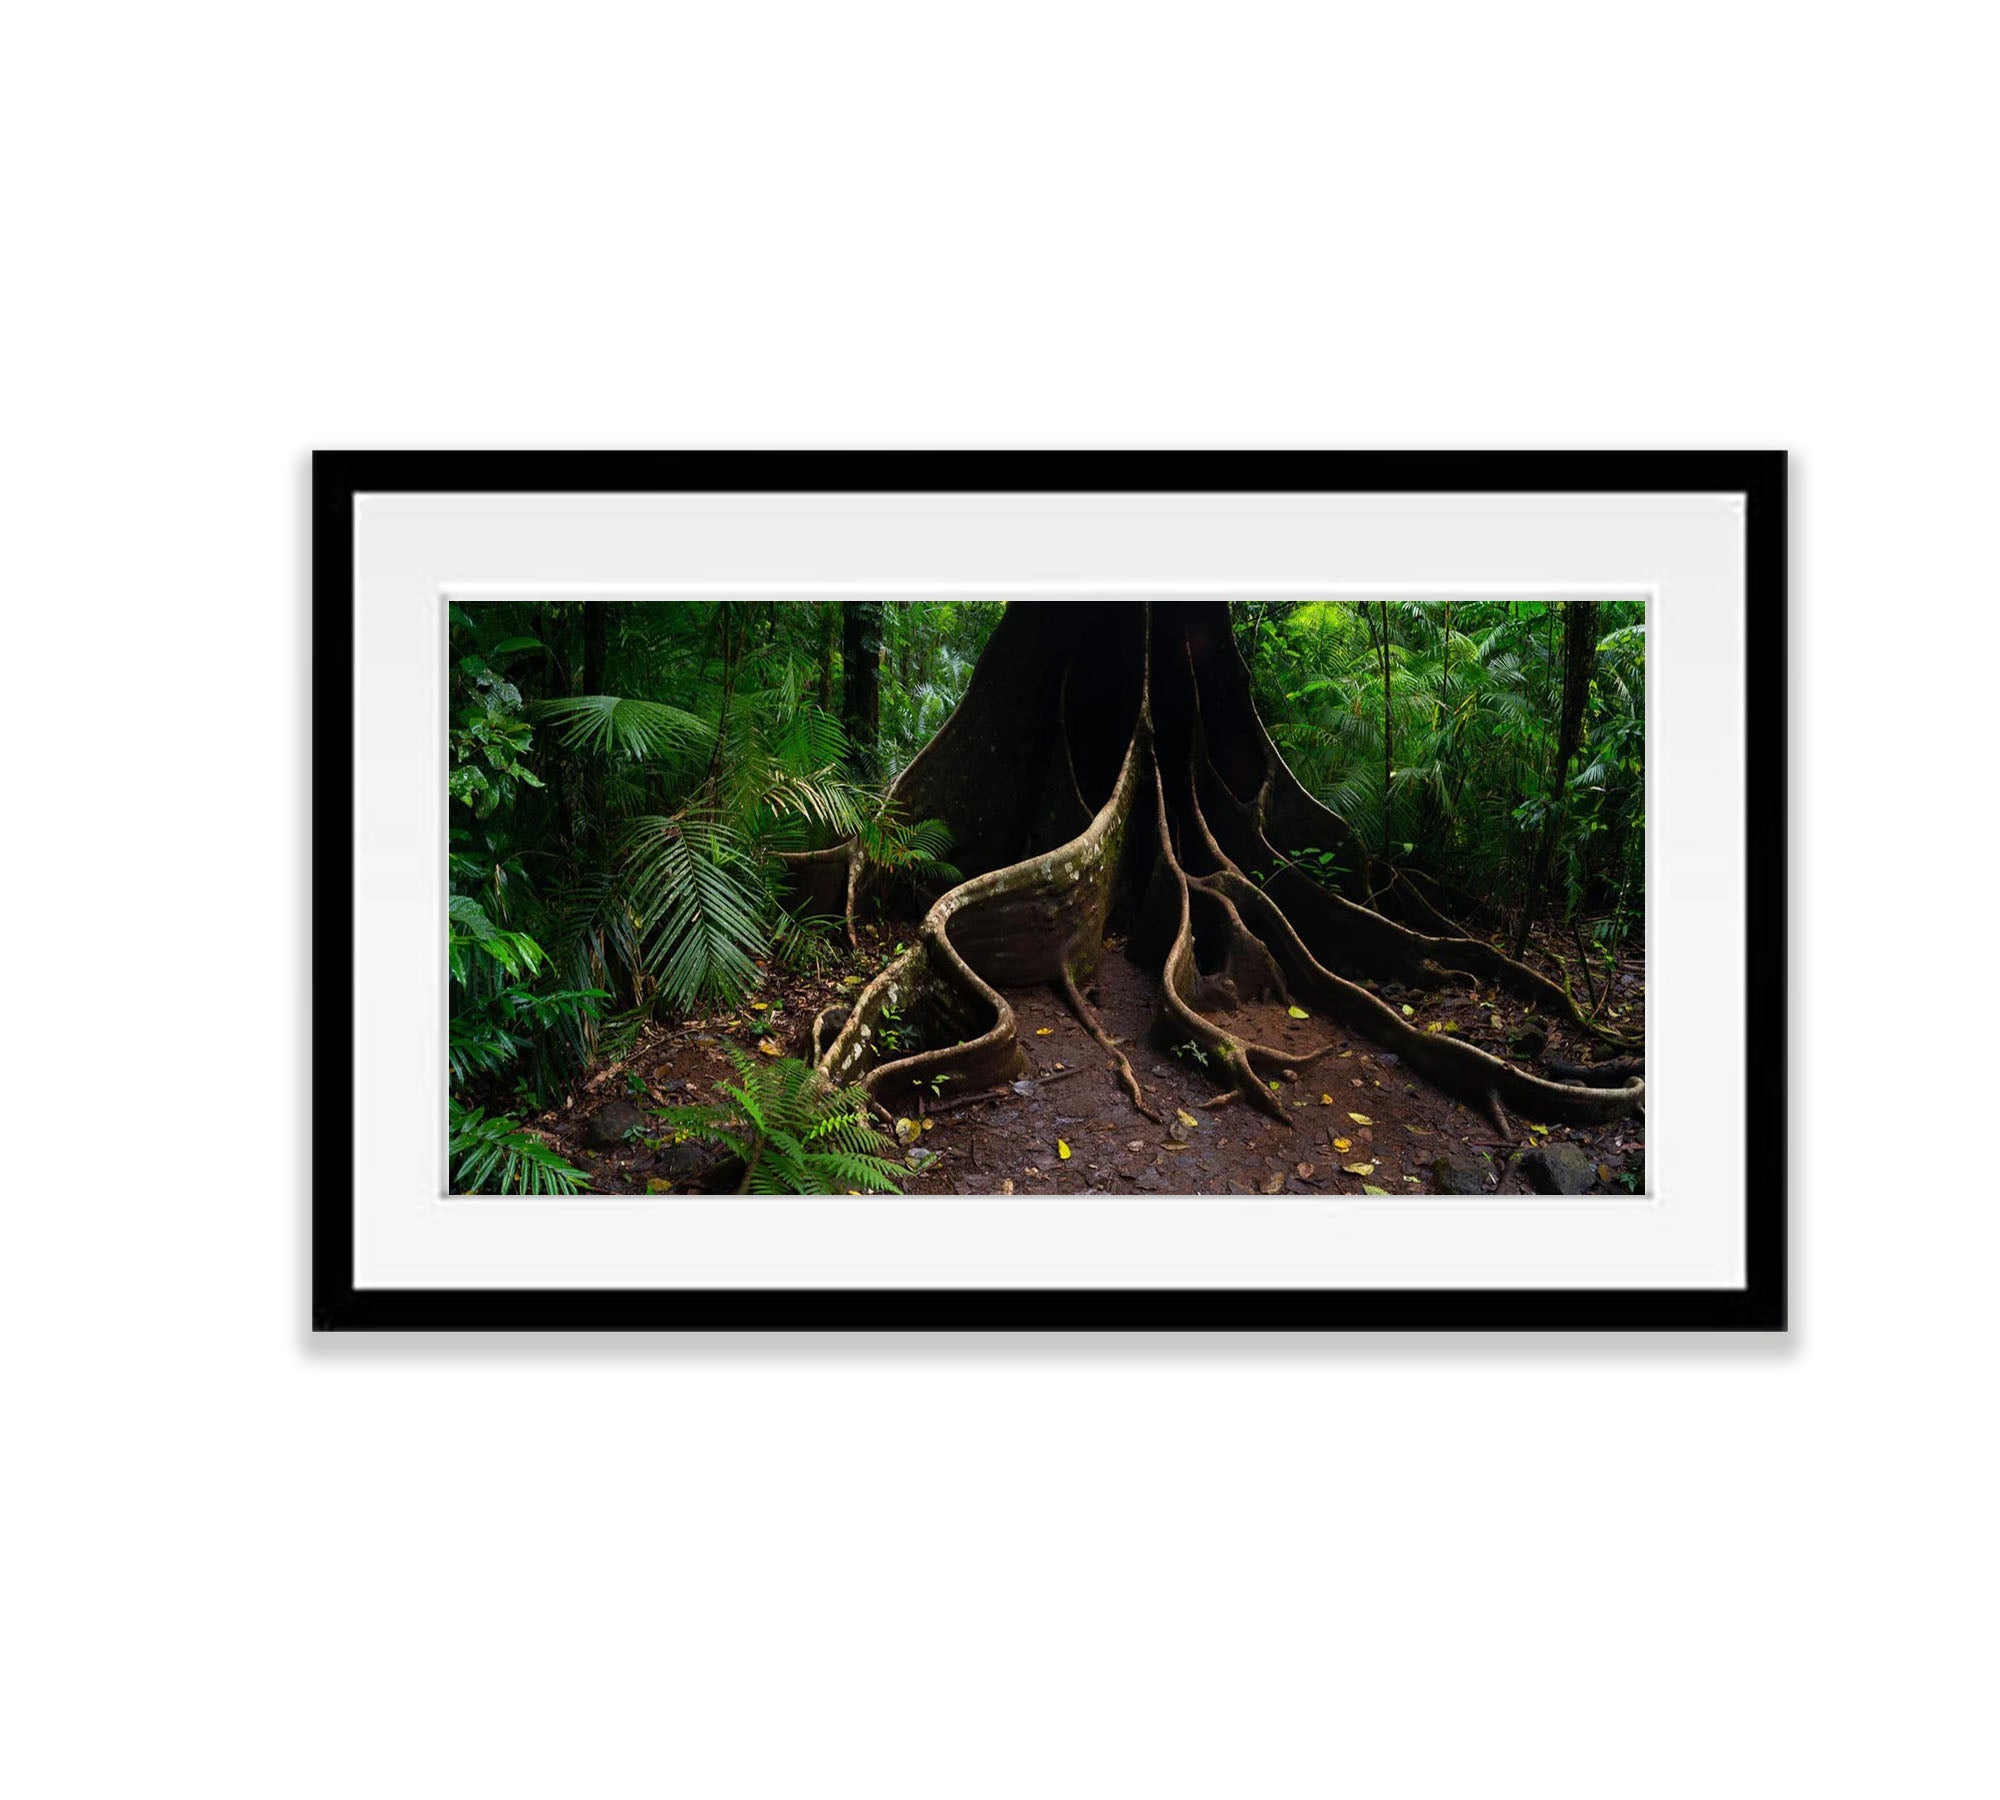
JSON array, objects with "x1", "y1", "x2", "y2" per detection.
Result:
[
  {"x1": 448, "y1": 1102, "x2": 589, "y2": 1195},
  {"x1": 620, "y1": 814, "x2": 770, "y2": 1012},
  {"x1": 540, "y1": 694, "x2": 711, "y2": 763}
]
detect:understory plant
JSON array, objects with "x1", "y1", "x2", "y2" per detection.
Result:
[
  {"x1": 448, "y1": 1099, "x2": 590, "y2": 1195},
  {"x1": 648, "y1": 1048, "x2": 907, "y2": 1195}
]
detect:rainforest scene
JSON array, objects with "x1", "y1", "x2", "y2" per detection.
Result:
[{"x1": 448, "y1": 597, "x2": 1645, "y2": 1198}]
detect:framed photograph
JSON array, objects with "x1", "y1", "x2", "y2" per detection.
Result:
[{"x1": 314, "y1": 451, "x2": 1785, "y2": 1331}]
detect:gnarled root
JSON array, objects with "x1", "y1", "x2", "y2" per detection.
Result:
[
  {"x1": 1057, "y1": 966, "x2": 1161, "y2": 1124},
  {"x1": 808, "y1": 600, "x2": 1643, "y2": 1145}
]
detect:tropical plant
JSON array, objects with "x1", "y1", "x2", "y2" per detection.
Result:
[
  {"x1": 648, "y1": 1047, "x2": 907, "y2": 1194},
  {"x1": 448, "y1": 1100, "x2": 590, "y2": 1195}
]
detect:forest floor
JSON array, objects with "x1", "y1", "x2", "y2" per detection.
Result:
[{"x1": 532, "y1": 915, "x2": 1646, "y2": 1199}]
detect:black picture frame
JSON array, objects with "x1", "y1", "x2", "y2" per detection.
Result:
[{"x1": 313, "y1": 450, "x2": 1786, "y2": 1332}]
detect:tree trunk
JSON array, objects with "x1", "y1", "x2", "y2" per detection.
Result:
[
  {"x1": 790, "y1": 601, "x2": 1640, "y2": 1128},
  {"x1": 817, "y1": 602, "x2": 838, "y2": 711},
  {"x1": 1511, "y1": 601, "x2": 1599, "y2": 959},
  {"x1": 841, "y1": 601, "x2": 883, "y2": 775}
]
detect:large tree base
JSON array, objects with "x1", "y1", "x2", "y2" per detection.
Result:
[{"x1": 798, "y1": 603, "x2": 1642, "y2": 1136}]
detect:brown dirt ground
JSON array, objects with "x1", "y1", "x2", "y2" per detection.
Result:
[{"x1": 527, "y1": 918, "x2": 1645, "y2": 1199}]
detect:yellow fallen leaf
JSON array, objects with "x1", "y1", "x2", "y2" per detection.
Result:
[
  {"x1": 1362, "y1": 1184, "x2": 1391, "y2": 1195},
  {"x1": 1401, "y1": 1004, "x2": 1414, "y2": 1016},
  {"x1": 1056, "y1": 1139, "x2": 1071, "y2": 1161},
  {"x1": 1175, "y1": 1109, "x2": 1200, "y2": 1130},
  {"x1": 1339, "y1": 1050, "x2": 1353, "y2": 1059},
  {"x1": 894, "y1": 1117, "x2": 920, "y2": 1145},
  {"x1": 1342, "y1": 1162, "x2": 1376, "y2": 1176},
  {"x1": 1333, "y1": 1137, "x2": 1353, "y2": 1152},
  {"x1": 1287, "y1": 1005, "x2": 1309, "y2": 1020},
  {"x1": 749, "y1": 1001, "x2": 768, "y2": 1011},
  {"x1": 756, "y1": 1038, "x2": 782, "y2": 1056},
  {"x1": 920, "y1": 1119, "x2": 934, "y2": 1132},
  {"x1": 1348, "y1": 1112, "x2": 1373, "y2": 1126},
  {"x1": 1426, "y1": 1021, "x2": 1443, "y2": 1033},
  {"x1": 1319, "y1": 1093, "x2": 1334, "y2": 1105},
  {"x1": 1034, "y1": 1027, "x2": 1053, "y2": 1036}
]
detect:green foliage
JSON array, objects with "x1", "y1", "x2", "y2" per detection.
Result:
[
  {"x1": 650, "y1": 1048, "x2": 907, "y2": 1195},
  {"x1": 444, "y1": 599, "x2": 995, "y2": 1143},
  {"x1": 539, "y1": 693, "x2": 710, "y2": 764},
  {"x1": 619, "y1": 812, "x2": 769, "y2": 1013},
  {"x1": 448, "y1": 1100, "x2": 590, "y2": 1194},
  {"x1": 1241, "y1": 598, "x2": 1644, "y2": 938}
]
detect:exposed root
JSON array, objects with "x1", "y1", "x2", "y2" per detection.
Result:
[
  {"x1": 1058, "y1": 965, "x2": 1162, "y2": 1124},
  {"x1": 808, "y1": 600, "x2": 1643, "y2": 1144}
]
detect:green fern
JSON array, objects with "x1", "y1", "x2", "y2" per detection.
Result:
[
  {"x1": 648, "y1": 1048, "x2": 906, "y2": 1194},
  {"x1": 448, "y1": 1101, "x2": 590, "y2": 1195}
]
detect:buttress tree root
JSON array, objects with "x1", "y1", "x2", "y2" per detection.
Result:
[{"x1": 787, "y1": 602, "x2": 1643, "y2": 1135}]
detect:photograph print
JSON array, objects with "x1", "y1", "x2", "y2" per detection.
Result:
[{"x1": 447, "y1": 594, "x2": 1647, "y2": 1202}]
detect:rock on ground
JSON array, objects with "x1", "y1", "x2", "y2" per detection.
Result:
[
  {"x1": 1519, "y1": 1140, "x2": 1596, "y2": 1195},
  {"x1": 580, "y1": 1098, "x2": 650, "y2": 1150}
]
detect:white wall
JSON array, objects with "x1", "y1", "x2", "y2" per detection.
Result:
[{"x1": 6, "y1": 6, "x2": 1990, "y2": 1796}]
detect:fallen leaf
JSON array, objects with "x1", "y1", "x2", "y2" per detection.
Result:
[
  {"x1": 1287, "y1": 1005, "x2": 1310, "y2": 1020},
  {"x1": 1426, "y1": 1021, "x2": 1443, "y2": 1033},
  {"x1": 904, "y1": 1146, "x2": 939, "y2": 1171},
  {"x1": 1034, "y1": 1027, "x2": 1054, "y2": 1036},
  {"x1": 1348, "y1": 1112, "x2": 1373, "y2": 1126},
  {"x1": 1401, "y1": 1004, "x2": 1414, "y2": 1016},
  {"x1": 998, "y1": 1179, "x2": 1014, "y2": 1195},
  {"x1": 749, "y1": 1001, "x2": 768, "y2": 1011},
  {"x1": 1339, "y1": 1050, "x2": 1353, "y2": 1059},
  {"x1": 1342, "y1": 1162, "x2": 1376, "y2": 1176},
  {"x1": 1296, "y1": 1162, "x2": 1316, "y2": 1178},
  {"x1": 1351, "y1": 1077, "x2": 1363, "y2": 1087},
  {"x1": 1319, "y1": 1093, "x2": 1334, "y2": 1105},
  {"x1": 1056, "y1": 1139, "x2": 1072, "y2": 1161},
  {"x1": 645, "y1": 1177, "x2": 675, "y2": 1194},
  {"x1": 1174, "y1": 1109, "x2": 1200, "y2": 1130},
  {"x1": 756, "y1": 1038, "x2": 782, "y2": 1056},
  {"x1": 1260, "y1": 1173, "x2": 1287, "y2": 1194},
  {"x1": 1362, "y1": 1184, "x2": 1391, "y2": 1195},
  {"x1": 1529, "y1": 1122, "x2": 1550, "y2": 1137},
  {"x1": 1127, "y1": 1140, "x2": 1146, "y2": 1152},
  {"x1": 920, "y1": 1119, "x2": 934, "y2": 1132},
  {"x1": 1333, "y1": 1137, "x2": 1353, "y2": 1152},
  {"x1": 894, "y1": 1117, "x2": 921, "y2": 1145}
]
